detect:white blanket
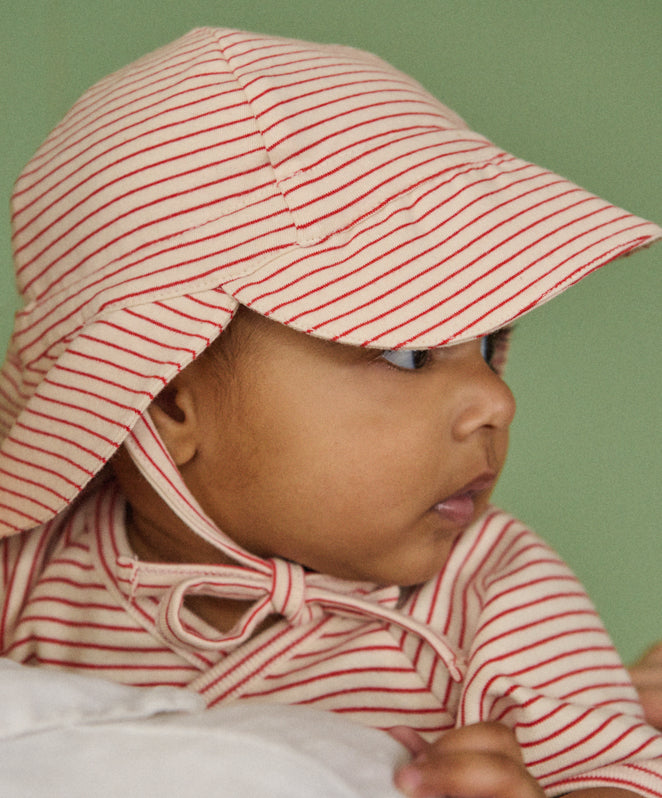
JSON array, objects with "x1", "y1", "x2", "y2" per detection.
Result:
[{"x1": 0, "y1": 659, "x2": 406, "y2": 797}]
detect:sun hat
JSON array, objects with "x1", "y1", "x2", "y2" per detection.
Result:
[{"x1": 0, "y1": 27, "x2": 659, "y2": 537}]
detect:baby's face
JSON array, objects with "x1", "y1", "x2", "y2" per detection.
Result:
[{"x1": 169, "y1": 309, "x2": 515, "y2": 586}]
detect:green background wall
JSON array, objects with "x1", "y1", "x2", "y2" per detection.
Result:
[{"x1": 1, "y1": 0, "x2": 660, "y2": 662}]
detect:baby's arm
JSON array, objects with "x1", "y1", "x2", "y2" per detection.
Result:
[{"x1": 391, "y1": 722, "x2": 642, "y2": 798}]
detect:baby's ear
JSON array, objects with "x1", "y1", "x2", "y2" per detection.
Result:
[{"x1": 148, "y1": 375, "x2": 199, "y2": 466}]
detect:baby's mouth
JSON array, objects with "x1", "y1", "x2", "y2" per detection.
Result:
[{"x1": 433, "y1": 473, "x2": 496, "y2": 526}]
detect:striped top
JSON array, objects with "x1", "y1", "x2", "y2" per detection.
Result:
[{"x1": 2, "y1": 483, "x2": 662, "y2": 796}]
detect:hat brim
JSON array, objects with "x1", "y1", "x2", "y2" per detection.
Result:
[{"x1": 226, "y1": 154, "x2": 660, "y2": 349}]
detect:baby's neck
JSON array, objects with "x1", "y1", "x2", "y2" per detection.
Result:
[
  {"x1": 126, "y1": 504, "x2": 266, "y2": 634},
  {"x1": 185, "y1": 594, "x2": 279, "y2": 637}
]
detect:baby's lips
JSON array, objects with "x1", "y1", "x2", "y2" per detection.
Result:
[
  {"x1": 433, "y1": 493, "x2": 475, "y2": 525},
  {"x1": 433, "y1": 471, "x2": 496, "y2": 524}
]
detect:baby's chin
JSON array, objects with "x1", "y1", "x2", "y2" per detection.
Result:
[{"x1": 324, "y1": 545, "x2": 458, "y2": 588}]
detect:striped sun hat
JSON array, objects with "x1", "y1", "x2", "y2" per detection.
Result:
[{"x1": 0, "y1": 27, "x2": 659, "y2": 536}]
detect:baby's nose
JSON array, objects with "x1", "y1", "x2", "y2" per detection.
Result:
[{"x1": 451, "y1": 367, "x2": 516, "y2": 441}]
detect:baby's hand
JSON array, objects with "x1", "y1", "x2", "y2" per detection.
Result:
[
  {"x1": 629, "y1": 640, "x2": 662, "y2": 731},
  {"x1": 390, "y1": 721, "x2": 545, "y2": 798}
]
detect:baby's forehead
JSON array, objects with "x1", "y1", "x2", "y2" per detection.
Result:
[{"x1": 199, "y1": 306, "x2": 510, "y2": 376}]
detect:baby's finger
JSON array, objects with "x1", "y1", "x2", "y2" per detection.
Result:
[
  {"x1": 394, "y1": 749, "x2": 544, "y2": 798},
  {"x1": 388, "y1": 726, "x2": 429, "y2": 757},
  {"x1": 425, "y1": 721, "x2": 525, "y2": 762},
  {"x1": 632, "y1": 684, "x2": 662, "y2": 731}
]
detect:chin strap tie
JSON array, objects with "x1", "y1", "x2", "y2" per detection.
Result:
[{"x1": 124, "y1": 414, "x2": 466, "y2": 682}]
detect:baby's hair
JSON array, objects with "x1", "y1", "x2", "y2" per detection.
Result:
[{"x1": 188, "y1": 306, "x2": 272, "y2": 406}]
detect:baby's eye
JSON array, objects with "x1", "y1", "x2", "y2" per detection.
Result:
[
  {"x1": 380, "y1": 349, "x2": 431, "y2": 370},
  {"x1": 480, "y1": 335, "x2": 494, "y2": 364},
  {"x1": 480, "y1": 326, "x2": 513, "y2": 370}
]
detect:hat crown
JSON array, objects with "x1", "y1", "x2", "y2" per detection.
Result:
[{"x1": 11, "y1": 27, "x2": 479, "y2": 311}]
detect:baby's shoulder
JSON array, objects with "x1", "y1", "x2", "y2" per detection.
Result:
[
  {"x1": 448, "y1": 506, "x2": 573, "y2": 581},
  {"x1": 405, "y1": 508, "x2": 584, "y2": 628}
]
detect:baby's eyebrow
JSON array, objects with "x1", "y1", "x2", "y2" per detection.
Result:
[
  {"x1": 482, "y1": 324, "x2": 516, "y2": 346},
  {"x1": 487, "y1": 323, "x2": 516, "y2": 336}
]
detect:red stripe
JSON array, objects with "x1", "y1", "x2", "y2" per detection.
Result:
[
  {"x1": 21, "y1": 162, "x2": 273, "y2": 298},
  {"x1": 17, "y1": 614, "x2": 150, "y2": 633},
  {"x1": 13, "y1": 55, "x2": 237, "y2": 218},
  {"x1": 0, "y1": 458, "x2": 78, "y2": 496},
  {"x1": 310, "y1": 188, "x2": 598, "y2": 341},
  {"x1": 535, "y1": 720, "x2": 654, "y2": 775},
  {"x1": 6, "y1": 633, "x2": 174, "y2": 655},
  {"x1": 15, "y1": 417, "x2": 104, "y2": 465},
  {"x1": 203, "y1": 622, "x2": 324, "y2": 704},
  {"x1": 242, "y1": 162, "x2": 542, "y2": 313},
  {"x1": 263, "y1": 93, "x2": 463, "y2": 146},
  {"x1": 15, "y1": 210, "x2": 290, "y2": 357},
  {"x1": 81, "y1": 330, "x2": 184, "y2": 367},
  {"x1": 28, "y1": 594, "x2": 129, "y2": 612},
  {"x1": 465, "y1": 639, "x2": 619, "y2": 722},
  {"x1": 253, "y1": 73, "x2": 425, "y2": 124},
  {"x1": 1, "y1": 528, "x2": 53, "y2": 645},
  {"x1": 22, "y1": 655, "x2": 197, "y2": 672},
  {"x1": 14, "y1": 36, "x2": 218, "y2": 176},
  {"x1": 0, "y1": 492, "x2": 62, "y2": 520},
  {"x1": 56, "y1": 362, "x2": 159, "y2": 398},
  {"x1": 410, "y1": 222, "x2": 648, "y2": 347},
  {"x1": 248, "y1": 665, "x2": 418, "y2": 698}
]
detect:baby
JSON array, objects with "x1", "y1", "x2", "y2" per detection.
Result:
[{"x1": 1, "y1": 27, "x2": 661, "y2": 797}]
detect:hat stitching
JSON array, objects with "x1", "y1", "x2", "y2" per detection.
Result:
[{"x1": 235, "y1": 162, "x2": 558, "y2": 328}]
